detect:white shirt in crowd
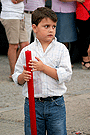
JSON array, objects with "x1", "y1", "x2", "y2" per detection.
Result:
[{"x1": 1, "y1": 0, "x2": 24, "y2": 19}]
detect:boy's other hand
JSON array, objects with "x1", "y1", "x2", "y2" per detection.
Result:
[{"x1": 28, "y1": 57, "x2": 44, "y2": 72}]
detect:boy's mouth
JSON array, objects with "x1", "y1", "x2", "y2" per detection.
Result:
[{"x1": 47, "y1": 34, "x2": 53, "y2": 37}]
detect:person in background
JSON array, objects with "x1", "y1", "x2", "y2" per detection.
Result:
[
  {"x1": 24, "y1": 0, "x2": 45, "y2": 43},
  {"x1": 52, "y1": 0, "x2": 85, "y2": 67},
  {"x1": 76, "y1": 0, "x2": 90, "y2": 69},
  {"x1": 45, "y1": 0, "x2": 52, "y2": 9},
  {"x1": 12, "y1": 7, "x2": 72, "y2": 135},
  {"x1": 1, "y1": 0, "x2": 29, "y2": 80}
]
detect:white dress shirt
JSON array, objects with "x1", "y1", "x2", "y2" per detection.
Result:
[{"x1": 12, "y1": 38, "x2": 72, "y2": 98}]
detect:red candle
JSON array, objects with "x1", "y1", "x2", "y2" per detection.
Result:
[{"x1": 25, "y1": 50, "x2": 37, "y2": 135}]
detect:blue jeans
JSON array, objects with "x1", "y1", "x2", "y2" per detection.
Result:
[{"x1": 24, "y1": 96, "x2": 67, "y2": 135}]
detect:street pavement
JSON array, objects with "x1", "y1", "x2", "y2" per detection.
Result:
[{"x1": 0, "y1": 55, "x2": 90, "y2": 135}]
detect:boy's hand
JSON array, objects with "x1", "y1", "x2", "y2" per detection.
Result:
[
  {"x1": 22, "y1": 65, "x2": 31, "y2": 82},
  {"x1": 18, "y1": 65, "x2": 31, "y2": 85},
  {"x1": 18, "y1": 66, "x2": 31, "y2": 84},
  {"x1": 28, "y1": 57, "x2": 58, "y2": 80},
  {"x1": 28, "y1": 57, "x2": 44, "y2": 72}
]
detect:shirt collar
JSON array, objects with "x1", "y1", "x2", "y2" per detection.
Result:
[{"x1": 35, "y1": 37, "x2": 57, "y2": 46}]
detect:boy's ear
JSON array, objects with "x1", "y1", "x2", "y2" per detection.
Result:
[{"x1": 32, "y1": 24, "x2": 37, "y2": 33}]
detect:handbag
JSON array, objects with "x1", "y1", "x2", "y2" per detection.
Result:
[{"x1": 80, "y1": 3, "x2": 90, "y2": 15}]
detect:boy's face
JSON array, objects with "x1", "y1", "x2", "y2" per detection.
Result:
[{"x1": 32, "y1": 18, "x2": 57, "y2": 45}]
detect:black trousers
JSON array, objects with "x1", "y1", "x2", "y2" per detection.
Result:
[{"x1": 76, "y1": 18, "x2": 90, "y2": 57}]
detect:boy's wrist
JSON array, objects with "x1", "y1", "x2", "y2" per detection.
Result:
[
  {"x1": 18, "y1": 74, "x2": 26, "y2": 85},
  {"x1": 41, "y1": 63, "x2": 46, "y2": 72}
]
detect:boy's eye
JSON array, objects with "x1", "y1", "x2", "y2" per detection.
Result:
[
  {"x1": 44, "y1": 25, "x2": 49, "y2": 28},
  {"x1": 52, "y1": 25, "x2": 56, "y2": 29},
  {"x1": 44, "y1": 25, "x2": 56, "y2": 29}
]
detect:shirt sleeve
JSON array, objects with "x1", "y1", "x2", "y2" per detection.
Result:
[
  {"x1": 56, "y1": 46, "x2": 72, "y2": 84},
  {"x1": 12, "y1": 49, "x2": 26, "y2": 86}
]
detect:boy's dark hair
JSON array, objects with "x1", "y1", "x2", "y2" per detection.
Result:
[{"x1": 32, "y1": 7, "x2": 57, "y2": 26}]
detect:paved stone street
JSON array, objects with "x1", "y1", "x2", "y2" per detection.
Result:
[{"x1": 0, "y1": 55, "x2": 90, "y2": 135}]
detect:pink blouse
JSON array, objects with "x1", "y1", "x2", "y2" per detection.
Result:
[{"x1": 52, "y1": 0, "x2": 76, "y2": 13}]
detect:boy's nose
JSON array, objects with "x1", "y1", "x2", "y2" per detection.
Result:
[{"x1": 49, "y1": 27, "x2": 54, "y2": 32}]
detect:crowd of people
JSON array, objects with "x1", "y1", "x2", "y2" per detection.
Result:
[
  {"x1": 0, "y1": 0, "x2": 90, "y2": 78},
  {"x1": 0, "y1": 0, "x2": 90, "y2": 135},
  {"x1": 1, "y1": 0, "x2": 29, "y2": 80},
  {"x1": 0, "y1": 0, "x2": 90, "y2": 75}
]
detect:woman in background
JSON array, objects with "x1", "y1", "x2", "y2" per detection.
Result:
[{"x1": 76, "y1": 0, "x2": 90, "y2": 69}]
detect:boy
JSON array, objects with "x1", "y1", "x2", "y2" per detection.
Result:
[{"x1": 12, "y1": 7, "x2": 72, "y2": 135}]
